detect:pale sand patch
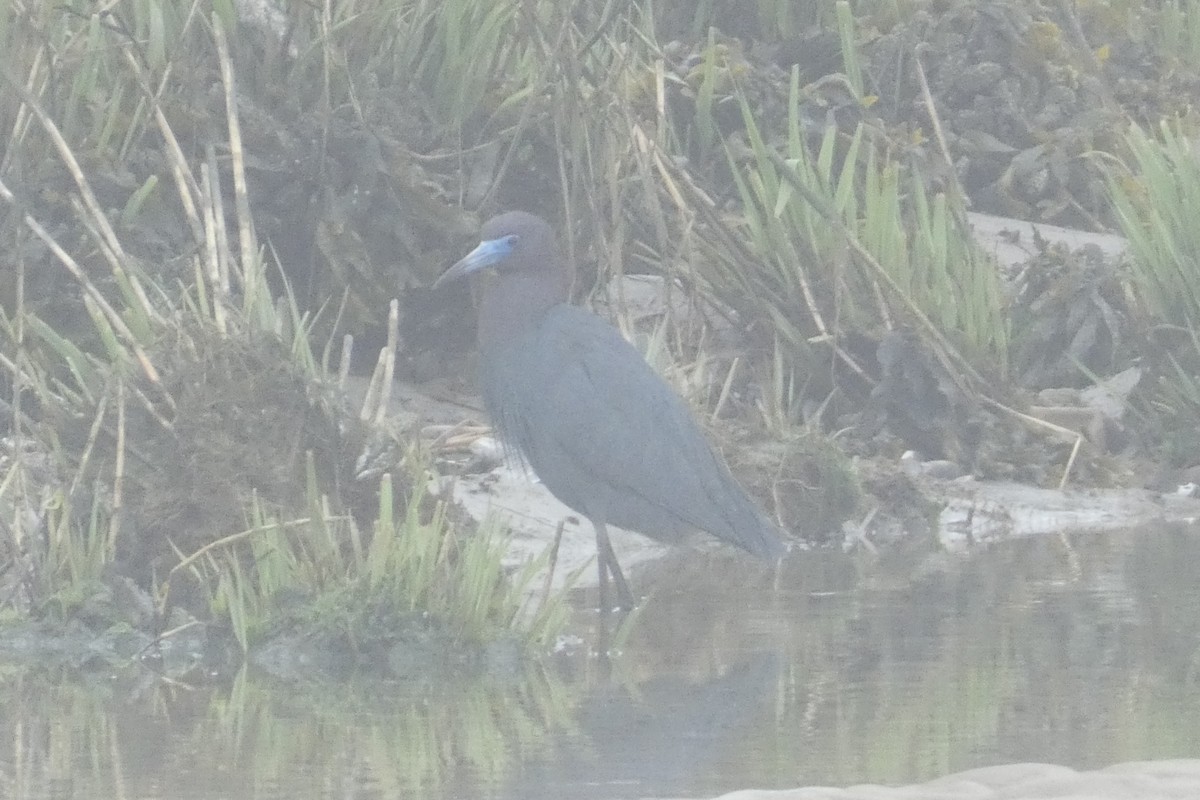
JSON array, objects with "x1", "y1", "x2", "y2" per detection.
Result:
[{"x1": 690, "y1": 760, "x2": 1200, "y2": 800}]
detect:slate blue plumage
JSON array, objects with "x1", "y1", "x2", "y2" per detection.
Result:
[{"x1": 435, "y1": 211, "x2": 785, "y2": 607}]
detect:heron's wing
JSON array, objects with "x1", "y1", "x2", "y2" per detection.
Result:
[{"x1": 521, "y1": 307, "x2": 751, "y2": 539}]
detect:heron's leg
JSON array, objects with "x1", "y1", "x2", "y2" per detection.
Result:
[
  {"x1": 540, "y1": 519, "x2": 565, "y2": 610},
  {"x1": 592, "y1": 519, "x2": 635, "y2": 611},
  {"x1": 593, "y1": 519, "x2": 611, "y2": 613},
  {"x1": 597, "y1": 545, "x2": 610, "y2": 616}
]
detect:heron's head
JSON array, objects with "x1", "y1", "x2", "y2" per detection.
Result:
[{"x1": 433, "y1": 211, "x2": 570, "y2": 300}]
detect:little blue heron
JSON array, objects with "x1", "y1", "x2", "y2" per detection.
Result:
[{"x1": 434, "y1": 211, "x2": 786, "y2": 608}]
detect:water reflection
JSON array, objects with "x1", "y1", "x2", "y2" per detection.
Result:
[
  {"x1": 3, "y1": 526, "x2": 1200, "y2": 800},
  {"x1": 497, "y1": 654, "x2": 779, "y2": 799}
]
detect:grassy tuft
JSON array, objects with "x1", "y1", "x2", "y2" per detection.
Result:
[
  {"x1": 715, "y1": 68, "x2": 1005, "y2": 427},
  {"x1": 1106, "y1": 120, "x2": 1200, "y2": 465},
  {"x1": 0, "y1": 8, "x2": 565, "y2": 656}
]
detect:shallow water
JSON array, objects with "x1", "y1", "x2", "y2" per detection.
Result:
[{"x1": 3, "y1": 525, "x2": 1200, "y2": 799}]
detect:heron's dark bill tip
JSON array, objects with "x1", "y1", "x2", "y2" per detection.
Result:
[
  {"x1": 431, "y1": 263, "x2": 465, "y2": 290},
  {"x1": 433, "y1": 236, "x2": 518, "y2": 290},
  {"x1": 431, "y1": 253, "x2": 478, "y2": 290}
]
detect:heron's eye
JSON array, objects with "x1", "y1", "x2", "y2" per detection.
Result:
[{"x1": 503, "y1": 234, "x2": 519, "y2": 248}]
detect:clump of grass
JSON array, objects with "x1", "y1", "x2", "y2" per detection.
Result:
[
  {"x1": 1108, "y1": 121, "x2": 1200, "y2": 328},
  {"x1": 0, "y1": 11, "x2": 565, "y2": 656},
  {"x1": 714, "y1": 67, "x2": 1004, "y2": 428},
  {"x1": 1106, "y1": 120, "x2": 1200, "y2": 465},
  {"x1": 534, "y1": 5, "x2": 1003, "y2": 417},
  {"x1": 188, "y1": 459, "x2": 564, "y2": 654}
]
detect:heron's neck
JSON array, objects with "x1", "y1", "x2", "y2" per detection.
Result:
[{"x1": 476, "y1": 271, "x2": 567, "y2": 353}]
